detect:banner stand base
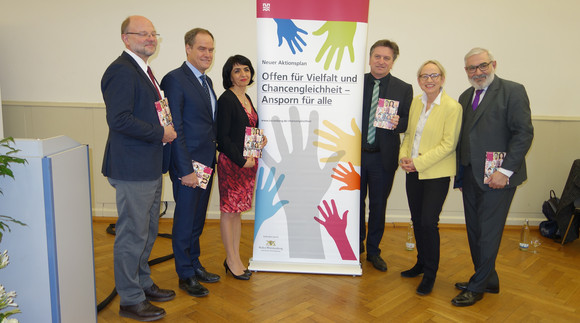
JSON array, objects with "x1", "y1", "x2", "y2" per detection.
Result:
[{"x1": 249, "y1": 259, "x2": 362, "y2": 276}]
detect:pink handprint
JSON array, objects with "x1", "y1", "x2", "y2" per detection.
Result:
[{"x1": 314, "y1": 199, "x2": 356, "y2": 260}]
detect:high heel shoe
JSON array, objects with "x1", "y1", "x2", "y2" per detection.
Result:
[{"x1": 223, "y1": 260, "x2": 250, "y2": 280}]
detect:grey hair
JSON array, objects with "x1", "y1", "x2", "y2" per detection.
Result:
[{"x1": 464, "y1": 47, "x2": 495, "y2": 64}]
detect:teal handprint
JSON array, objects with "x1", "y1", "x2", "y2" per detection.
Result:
[
  {"x1": 312, "y1": 21, "x2": 357, "y2": 70},
  {"x1": 254, "y1": 166, "x2": 289, "y2": 239}
]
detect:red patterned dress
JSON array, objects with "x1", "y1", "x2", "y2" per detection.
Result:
[{"x1": 217, "y1": 101, "x2": 259, "y2": 213}]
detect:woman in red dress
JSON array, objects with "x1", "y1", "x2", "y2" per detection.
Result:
[{"x1": 217, "y1": 55, "x2": 266, "y2": 280}]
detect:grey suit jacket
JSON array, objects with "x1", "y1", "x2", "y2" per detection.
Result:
[{"x1": 456, "y1": 75, "x2": 534, "y2": 190}]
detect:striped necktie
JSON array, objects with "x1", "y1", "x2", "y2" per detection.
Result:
[
  {"x1": 367, "y1": 80, "x2": 380, "y2": 144},
  {"x1": 200, "y1": 74, "x2": 211, "y2": 102}
]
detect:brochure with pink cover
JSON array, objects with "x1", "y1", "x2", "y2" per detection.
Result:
[
  {"x1": 192, "y1": 160, "x2": 213, "y2": 189},
  {"x1": 243, "y1": 127, "x2": 264, "y2": 158},
  {"x1": 373, "y1": 98, "x2": 399, "y2": 130},
  {"x1": 155, "y1": 98, "x2": 173, "y2": 127},
  {"x1": 484, "y1": 151, "x2": 506, "y2": 184}
]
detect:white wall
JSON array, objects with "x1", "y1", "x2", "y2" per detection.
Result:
[
  {"x1": 0, "y1": 0, "x2": 579, "y2": 117},
  {"x1": 2, "y1": 0, "x2": 580, "y2": 225}
]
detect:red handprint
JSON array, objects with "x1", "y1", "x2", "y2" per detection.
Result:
[{"x1": 314, "y1": 199, "x2": 356, "y2": 260}]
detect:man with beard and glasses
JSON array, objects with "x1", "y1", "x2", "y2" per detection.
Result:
[{"x1": 452, "y1": 47, "x2": 533, "y2": 307}]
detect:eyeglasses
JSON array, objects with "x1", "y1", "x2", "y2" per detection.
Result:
[
  {"x1": 465, "y1": 61, "x2": 493, "y2": 73},
  {"x1": 419, "y1": 73, "x2": 441, "y2": 81},
  {"x1": 125, "y1": 32, "x2": 160, "y2": 38}
]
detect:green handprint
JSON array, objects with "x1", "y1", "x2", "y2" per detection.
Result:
[
  {"x1": 313, "y1": 118, "x2": 361, "y2": 165},
  {"x1": 312, "y1": 21, "x2": 357, "y2": 70}
]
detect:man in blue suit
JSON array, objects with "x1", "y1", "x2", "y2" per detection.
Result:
[
  {"x1": 161, "y1": 28, "x2": 220, "y2": 298},
  {"x1": 101, "y1": 15, "x2": 177, "y2": 321}
]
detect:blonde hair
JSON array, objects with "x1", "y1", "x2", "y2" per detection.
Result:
[{"x1": 417, "y1": 60, "x2": 446, "y2": 79}]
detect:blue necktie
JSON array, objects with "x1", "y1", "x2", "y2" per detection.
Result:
[{"x1": 200, "y1": 74, "x2": 211, "y2": 102}]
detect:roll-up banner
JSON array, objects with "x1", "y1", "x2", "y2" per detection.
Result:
[{"x1": 250, "y1": 0, "x2": 369, "y2": 276}]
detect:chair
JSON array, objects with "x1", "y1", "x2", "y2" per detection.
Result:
[{"x1": 561, "y1": 197, "x2": 580, "y2": 245}]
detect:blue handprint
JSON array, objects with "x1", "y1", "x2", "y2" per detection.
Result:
[
  {"x1": 254, "y1": 166, "x2": 289, "y2": 239},
  {"x1": 274, "y1": 19, "x2": 308, "y2": 54}
]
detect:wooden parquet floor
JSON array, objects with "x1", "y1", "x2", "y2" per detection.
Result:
[{"x1": 93, "y1": 219, "x2": 580, "y2": 322}]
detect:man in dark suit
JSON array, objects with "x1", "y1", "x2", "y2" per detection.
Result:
[
  {"x1": 360, "y1": 39, "x2": 413, "y2": 271},
  {"x1": 161, "y1": 28, "x2": 220, "y2": 298},
  {"x1": 101, "y1": 15, "x2": 177, "y2": 321},
  {"x1": 452, "y1": 47, "x2": 533, "y2": 306}
]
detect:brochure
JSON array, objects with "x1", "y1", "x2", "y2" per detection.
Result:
[
  {"x1": 243, "y1": 127, "x2": 264, "y2": 158},
  {"x1": 484, "y1": 151, "x2": 506, "y2": 184}
]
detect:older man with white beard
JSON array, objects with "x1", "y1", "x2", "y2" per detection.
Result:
[{"x1": 452, "y1": 47, "x2": 533, "y2": 307}]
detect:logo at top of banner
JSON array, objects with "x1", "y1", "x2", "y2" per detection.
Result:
[{"x1": 257, "y1": 0, "x2": 369, "y2": 23}]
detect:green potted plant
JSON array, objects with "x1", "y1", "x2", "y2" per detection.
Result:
[{"x1": 0, "y1": 137, "x2": 27, "y2": 323}]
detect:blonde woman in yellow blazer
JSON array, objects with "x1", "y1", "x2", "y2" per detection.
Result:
[{"x1": 398, "y1": 60, "x2": 462, "y2": 296}]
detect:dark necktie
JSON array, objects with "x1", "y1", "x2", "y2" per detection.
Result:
[
  {"x1": 146, "y1": 66, "x2": 161, "y2": 100},
  {"x1": 472, "y1": 89, "x2": 484, "y2": 111},
  {"x1": 367, "y1": 80, "x2": 380, "y2": 144},
  {"x1": 200, "y1": 74, "x2": 211, "y2": 102}
]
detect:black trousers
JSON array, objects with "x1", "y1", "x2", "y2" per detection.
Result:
[
  {"x1": 405, "y1": 172, "x2": 450, "y2": 279},
  {"x1": 360, "y1": 151, "x2": 396, "y2": 256}
]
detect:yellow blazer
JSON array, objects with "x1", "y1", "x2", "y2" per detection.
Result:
[{"x1": 399, "y1": 90, "x2": 462, "y2": 180}]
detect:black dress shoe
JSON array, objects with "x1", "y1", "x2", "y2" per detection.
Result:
[
  {"x1": 119, "y1": 300, "x2": 165, "y2": 321},
  {"x1": 366, "y1": 254, "x2": 387, "y2": 272},
  {"x1": 454, "y1": 281, "x2": 499, "y2": 294},
  {"x1": 179, "y1": 277, "x2": 209, "y2": 297},
  {"x1": 144, "y1": 283, "x2": 176, "y2": 302},
  {"x1": 401, "y1": 264, "x2": 424, "y2": 278},
  {"x1": 451, "y1": 290, "x2": 484, "y2": 307},
  {"x1": 194, "y1": 267, "x2": 221, "y2": 283},
  {"x1": 416, "y1": 277, "x2": 434, "y2": 296}
]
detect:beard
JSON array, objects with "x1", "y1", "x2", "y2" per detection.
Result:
[{"x1": 469, "y1": 70, "x2": 495, "y2": 90}]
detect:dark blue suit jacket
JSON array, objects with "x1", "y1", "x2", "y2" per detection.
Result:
[
  {"x1": 361, "y1": 73, "x2": 413, "y2": 172},
  {"x1": 101, "y1": 51, "x2": 166, "y2": 181},
  {"x1": 161, "y1": 62, "x2": 218, "y2": 178}
]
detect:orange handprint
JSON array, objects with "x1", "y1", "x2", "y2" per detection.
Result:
[{"x1": 331, "y1": 162, "x2": 360, "y2": 191}]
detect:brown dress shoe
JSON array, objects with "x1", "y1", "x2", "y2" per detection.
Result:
[
  {"x1": 119, "y1": 300, "x2": 165, "y2": 321},
  {"x1": 144, "y1": 283, "x2": 176, "y2": 302}
]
